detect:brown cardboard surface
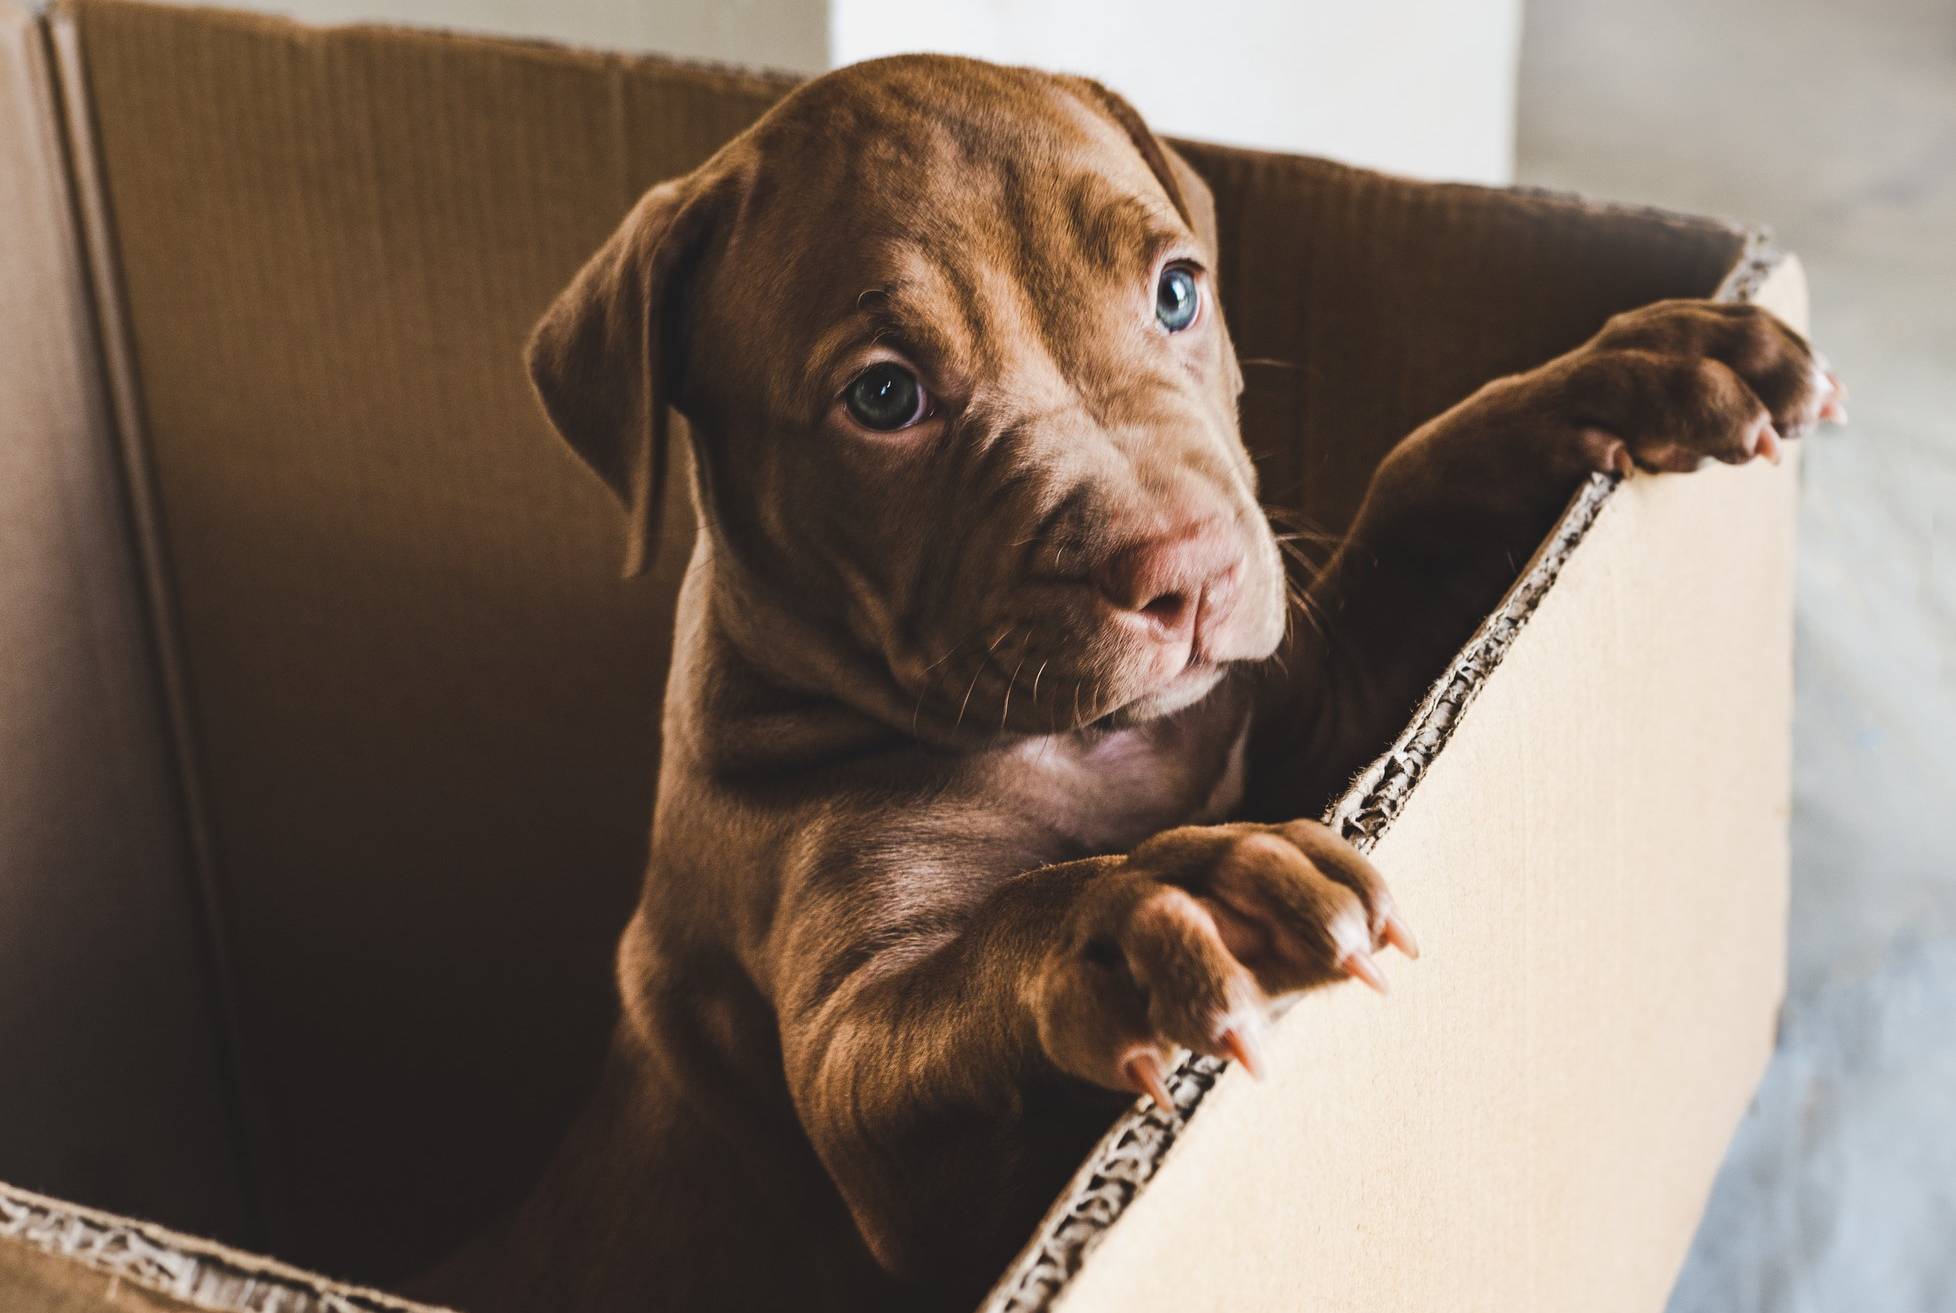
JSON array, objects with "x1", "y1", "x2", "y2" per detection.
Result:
[
  {"x1": 1, "y1": 0, "x2": 1798, "y2": 1301},
  {"x1": 0, "y1": 0, "x2": 246, "y2": 1238},
  {"x1": 0, "y1": 1242, "x2": 203, "y2": 1313},
  {"x1": 47, "y1": 0, "x2": 786, "y2": 1276}
]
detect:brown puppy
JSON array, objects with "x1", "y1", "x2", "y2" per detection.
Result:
[{"x1": 431, "y1": 54, "x2": 1841, "y2": 1313}]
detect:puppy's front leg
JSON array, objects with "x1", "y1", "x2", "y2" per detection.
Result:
[
  {"x1": 777, "y1": 821, "x2": 1414, "y2": 1295},
  {"x1": 1249, "y1": 299, "x2": 1844, "y2": 814}
]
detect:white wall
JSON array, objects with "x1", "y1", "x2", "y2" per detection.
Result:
[
  {"x1": 831, "y1": 0, "x2": 1522, "y2": 183},
  {"x1": 185, "y1": 0, "x2": 1522, "y2": 183}
]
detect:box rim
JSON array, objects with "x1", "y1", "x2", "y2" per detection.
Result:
[{"x1": 0, "y1": 1181, "x2": 453, "y2": 1313}]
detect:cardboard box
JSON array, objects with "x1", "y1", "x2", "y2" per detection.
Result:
[{"x1": 0, "y1": 1, "x2": 1802, "y2": 1308}]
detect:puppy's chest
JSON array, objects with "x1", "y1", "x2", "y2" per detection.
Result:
[{"x1": 1001, "y1": 710, "x2": 1249, "y2": 857}]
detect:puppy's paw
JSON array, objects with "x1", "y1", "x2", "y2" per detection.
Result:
[
  {"x1": 1566, "y1": 299, "x2": 1846, "y2": 475},
  {"x1": 1031, "y1": 821, "x2": 1416, "y2": 1110}
]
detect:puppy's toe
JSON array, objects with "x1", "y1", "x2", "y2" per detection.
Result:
[{"x1": 1202, "y1": 832, "x2": 1390, "y2": 996}]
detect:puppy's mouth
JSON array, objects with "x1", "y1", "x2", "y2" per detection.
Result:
[
  {"x1": 903, "y1": 627, "x2": 1225, "y2": 739},
  {"x1": 900, "y1": 547, "x2": 1282, "y2": 739}
]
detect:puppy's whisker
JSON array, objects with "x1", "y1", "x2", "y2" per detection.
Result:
[
  {"x1": 1276, "y1": 572, "x2": 1320, "y2": 641},
  {"x1": 956, "y1": 625, "x2": 1021, "y2": 734},
  {"x1": 1262, "y1": 503, "x2": 1340, "y2": 534},
  {"x1": 1000, "y1": 645, "x2": 1030, "y2": 733},
  {"x1": 1080, "y1": 677, "x2": 1104, "y2": 731},
  {"x1": 1273, "y1": 536, "x2": 1337, "y2": 585},
  {"x1": 911, "y1": 620, "x2": 999, "y2": 734},
  {"x1": 954, "y1": 659, "x2": 988, "y2": 733},
  {"x1": 1271, "y1": 531, "x2": 1343, "y2": 550},
  {"x1": 913, "y1": 629, "x2": 975, "y2": 734},
  {"x1": 1291, "y1": 587, "x2": 1333, "y2": 647},
  {"x1": 924, "y1": 627, "x2": 982, "y2": 674},
  {"x1": 1272, "y1": 533, "x2": 1348, "y2": 564}
]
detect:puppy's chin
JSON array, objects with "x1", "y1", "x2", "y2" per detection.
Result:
[{"x1": 1097, "y1": 661, "x2": 1230, "y2": 727}]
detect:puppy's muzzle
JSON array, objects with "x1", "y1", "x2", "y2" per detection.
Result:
[{"x1": 1089, "y1": 515, "x2": 1246, "y2": 664}]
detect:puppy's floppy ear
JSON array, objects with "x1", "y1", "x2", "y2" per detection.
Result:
[
  {"x1": 526, "y1": 174, "x2": 720, "y2": 577},
  {"x1": 1069, "y1": 78, "x2": 1221, "y2": 259}
]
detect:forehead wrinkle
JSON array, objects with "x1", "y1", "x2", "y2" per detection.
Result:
[
  {"x1": 801, "y1": 272, "x2": 965, "y2": 401},
  {"x1": 987, "y1": 156, "x2": 1187, "y2": 392},
  {"x1": 776, "y1": 119, "x2": 1180, "y2": 422},
  {"x1": 1065, "y1": 179, "x2": 1181, "y2": 273},
  {"x1": 733, "y1": 69, "x2": 1186, "y2": 428},
  {"x1": 876, "y1": 254, "x2": 993, "y2": 378},
  {"x1": 984, "y1": 152, "x2": 1086, "y2": 381}
]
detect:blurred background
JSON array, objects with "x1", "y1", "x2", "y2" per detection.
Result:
[
  {"x1": 34, "y1": 0, "x2": 1956, "y2": 1306},
  {"x1": 1523, "y1": 3, "x2": 1955, "y2": 1307}
]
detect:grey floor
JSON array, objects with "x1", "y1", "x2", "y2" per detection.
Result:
[{"x1": 1517, "y1": 1, "x2": 1956, "y2": 1308}]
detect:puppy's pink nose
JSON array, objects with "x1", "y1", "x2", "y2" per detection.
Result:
[{"x1": 1091, "y1": 519, "x2": 1243, "y2": 642}]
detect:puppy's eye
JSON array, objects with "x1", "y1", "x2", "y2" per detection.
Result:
[
  {"x1": 1155, "y1": 264, "x2": 1199, "y2": 332},
  {"x1": 844, "y1": 362, "x2": 930, "y2": 431}
]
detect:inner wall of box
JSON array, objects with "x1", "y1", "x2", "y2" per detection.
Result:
[{"x1": 5, "y1": 0, "x2": 1752, "y2": 1288}]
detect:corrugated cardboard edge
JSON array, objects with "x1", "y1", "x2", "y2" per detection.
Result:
[
  {"x1": 0, "y1": 1182, "x2": 453, "y2": 1313},
  {"x1": 976, "y1": 219, "x2": 1785, "y2": 1313}
]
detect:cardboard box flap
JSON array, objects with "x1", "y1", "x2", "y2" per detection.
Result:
[{"x1": 47, "y1": 0, "x2": 798, "y2": 1276}]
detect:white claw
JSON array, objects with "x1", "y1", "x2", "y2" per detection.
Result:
[{"x1": 1121, "y1": 1048, "x2": 1176, "y2": 1116}]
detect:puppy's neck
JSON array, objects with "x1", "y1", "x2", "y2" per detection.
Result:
[{"x1": 669, "y1": 534, "x2": 965, "y2": 772}]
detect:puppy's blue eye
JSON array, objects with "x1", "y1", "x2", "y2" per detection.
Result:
[
  {"x1": 1156, "y1": 265, "x2": 1199, "y2": 332},
  {"x1": 845, "y1": 362, "x2": 927, "y2": 431}
]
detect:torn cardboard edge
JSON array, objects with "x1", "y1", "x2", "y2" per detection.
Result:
[
  {"x1": 976, "y1": 227, "x2": 1786, "y2": 1313},
  {"x1": 0, "y1": 1182, "x2": 451, "y2": 1313}
]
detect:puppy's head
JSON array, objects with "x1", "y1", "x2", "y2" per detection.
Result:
[{"x1": 529, "y1": 56, "x2": 1285, "y2": 741}]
